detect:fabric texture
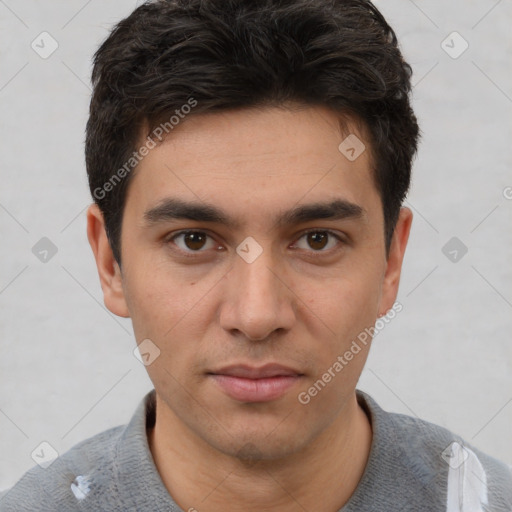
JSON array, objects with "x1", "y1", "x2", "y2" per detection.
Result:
[{"x1": 1, "y1": 388, "x2": 511, "y2": 511}]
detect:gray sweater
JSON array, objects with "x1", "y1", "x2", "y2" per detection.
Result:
[{"x1": 1, "y1": 389, "x2": 511, "y2": 511}]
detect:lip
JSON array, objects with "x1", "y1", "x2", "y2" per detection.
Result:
[
  {"x1": 210, "y1": 363, "x2": 303, "y2": 379},
  {"x1": 208, "y1": 364, "x2": 304, "y2": 402}
]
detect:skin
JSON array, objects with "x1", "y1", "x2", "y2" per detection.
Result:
[{"x1": 87, "y1": 104, "x2": 412, "y2": 511}]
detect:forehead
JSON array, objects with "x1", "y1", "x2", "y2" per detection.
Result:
[{"x1": 126, "y1": 105, "x2": 380, "y2": 224}]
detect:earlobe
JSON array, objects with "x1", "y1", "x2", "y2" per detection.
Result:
[
  {"x1": 377, "y1": 207, "x2": 413, "y2": 317},
  {"x1": 86, "y1": 203, "x2": 130, "y2": 318}
]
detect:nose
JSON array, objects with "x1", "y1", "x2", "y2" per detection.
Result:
[{"x1": 219, "y1": 242, "x2": 296, "y2": 342}]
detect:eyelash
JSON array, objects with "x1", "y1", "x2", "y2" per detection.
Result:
[{"x1": 165, "y1": 229, "x2": 346, "y2": 258}]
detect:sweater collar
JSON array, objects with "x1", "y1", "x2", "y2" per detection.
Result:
[{"x1": 111, "y1": 388, "x2": 440, "y2": 511}]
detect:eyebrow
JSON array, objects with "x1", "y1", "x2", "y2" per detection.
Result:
[{"x1": 143, "y1": 197, "x2": 366, "y2": 230}]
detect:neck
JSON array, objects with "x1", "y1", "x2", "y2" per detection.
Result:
[{"x1": 148, "y1": 392, "x2": 372, "y2": 512}]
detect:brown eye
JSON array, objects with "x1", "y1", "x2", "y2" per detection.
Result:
[
  {"x1": 183, "y1": 232, "x2": 207, "y2": 250},
  {"x1": 293, "y1": 230, "x2": 342, "y2": 252},
  {"x1": 171, "y1": 231, "x2": 216, "y2": 252},
  {"x1": 307, "y1": 232, "x2": 328, "y2": 250}
]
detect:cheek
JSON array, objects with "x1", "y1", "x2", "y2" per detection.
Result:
[
  {"x1": 304, "y1": 265, "x2": 381, "y2": 345},
  {"x1": 124, "y1": 265, "x2": 224, "y2": 384},
  {"x1": 120, "y1": 223, "x2": 203, "y2": 322},
  {"x1": 126, "y1": 274, "x2": 207, "y2": 390},
  {"x1": 297, "y1": 276, "x2": 377, "y2": 408},
  {"x1": 122, "y1": 253, "x2": 210, "y2": 335}
]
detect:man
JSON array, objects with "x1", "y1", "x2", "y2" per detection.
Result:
[{"x1": 1, "y1": 0, "x2": 511, "y2": 510}]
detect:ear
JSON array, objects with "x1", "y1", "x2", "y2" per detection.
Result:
[
  {"x1": 86, "y1": 203, "x2": 130, "y2": 318},
  {"x1": 377, "y1": 207, "x2": 413, "y2": 317}
]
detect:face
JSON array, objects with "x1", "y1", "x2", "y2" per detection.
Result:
[{"x1": 88, "y1": 104, "x2": 411, "y2": 461}]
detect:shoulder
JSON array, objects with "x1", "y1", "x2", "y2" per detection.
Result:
[
  {"x1": 0, "y1": 424, "x2": 125, "y2": 511},
  {"x1": 389, "y1": 406, "x2": 511, "y2": 475},
  {"x1": 357, "y1": 389, "x2": 512, "y2": 509},
  {"x1": 395, "y1": 410, "x2": 512, "y2": 508}
]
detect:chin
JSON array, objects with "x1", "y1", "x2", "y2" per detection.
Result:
[{"x1": 205, "y1": 425, "x2": 313, "y2": 465}]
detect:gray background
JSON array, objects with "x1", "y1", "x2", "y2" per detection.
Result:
[{"x1": 1, "y1": 0, "x2": 511, "y2": 492}]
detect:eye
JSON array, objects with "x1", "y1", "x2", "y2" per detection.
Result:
[
  {"x1": 292, "y1": 230, "x2": 344, "y2": 252},
  {"x1": 168, "y1": 230, "x2": 219, "y2": 253}
]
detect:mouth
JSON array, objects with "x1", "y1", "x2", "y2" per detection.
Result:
[{"x1": 207, "y1": 363, "x2": 304, "y2": 403}]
